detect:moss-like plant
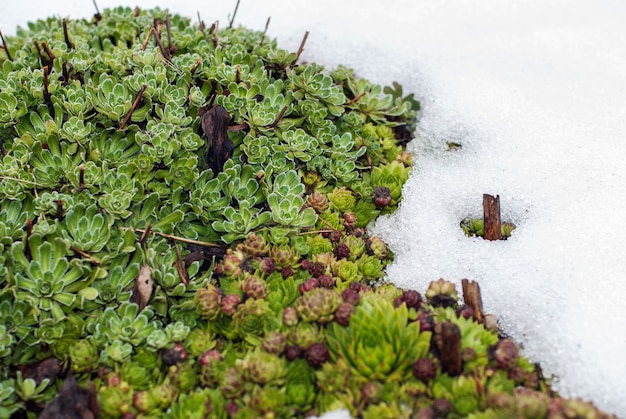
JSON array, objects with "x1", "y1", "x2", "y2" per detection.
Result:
[{"x1": 0, "y1": 6, "x2": 614, "y2": 419}]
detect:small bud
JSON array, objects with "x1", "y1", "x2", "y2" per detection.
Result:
[
  {"x1": 456, "y1": 304, "x2": 474, "y2": 319},
  {"x1": 304, "y1": 343, "x2": 329, "y2": 367},
  {"x1": 285, "y1": 345, "x2": 302, "y2": 361},
  {"x1": 343, "y1": 212, "x2": 357, "y2": 229},
  {"x1": 372, "y1": 186, "x2": 392, "y2": 208},
  {"x1": 329, "y1": 230, "x2": 342, "y2": 243},
  {"x1": 307, "y1": 261, "x2": 325, "y2": 278},
  {"x1": 282, "y1": 307, "x2": 299, "y2": 327},
  {"x1": 334, "y1": 302, "x2": 354, "y2": 326},
  {"x1": 333, "y1": 243, "x2": 350, "y2": 260},
  {"x1": 221, "y1": 294, "x2": 241, "y2": 316},
  {"x1": 281, "y1": 266, "x2": 294, "y2": 278},
  {"x1": 317, "y1": 274, "x2": 335, "y2": 289},
  {"x1": 258, "y1": 257, "x2": 275, "y2": 275},
  {"x1": 299, "y1": 277, "x2": 319, "y2": 293},
  {"x1": 341, "y1": 289, "x2": 360, "y2": 306},
  {"x1": 491, "y1": 339, "x2": 519, "y2": 370},
  {"x1": 412, "y1": 358, "x2": 437, "y2": 383},
  {"x1": 161, "y1": 343, "x2": 187, "y2": 366}
]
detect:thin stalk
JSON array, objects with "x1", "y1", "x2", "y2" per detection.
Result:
[
  {"x1": 165, "y1": 12, "x2": 177, "y2": 55},
  {"x1": 122, "y1": 227, "x2": 222, "y2": 248},
  {"x1": 228, "y1": 0, "x2": 241, "y2": 29},
  {"x1": 266, "y1": 105, "x2": 288, "y2": 129},
  {"x1": 76, "y1": 164, "x2": 85, "y2": 193},
  {"x1": 190, "y1": 57, "x2": 202, "y2": 76},
  {"x1": 291, "y1": 31, "x2": 309, "y2": 67},
  {"x1": 141, "y1": 26, "x2": 154, "y2": 50},
  {"x1": 139, "y1": 222, "x2": 151, "y2": 246},
  {"x1": 346, "y1": 92, "x2": 366, "y2": 105},
  {"x1": 0, "y1": 30, "x2": 12, "y2": 61},
  {"x1": 92, "y1": 0, "x2": 102, "y2": 22},
  {"x1": 152, "y1": 27, "x2": 171, "y2": 61},
  {"x1": 174, "y1": 243, "x2": 189, "y2": 286},
  {"x1": 71, "y1": 246, "x2": 101, "y2": 264},
  {"x1": 260, "y1": 17, "x2": 271, "y2": 46},
  {"x1": 197, "y1": 12, "x2": 205, "y2": 33},
  {"x1": 120, "y1": 84, "x2": 147, "y2": 130},
  {"x1": 62, "y1": 18, "x2": 73, "y2": 49}
]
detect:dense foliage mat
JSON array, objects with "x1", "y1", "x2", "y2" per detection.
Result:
[{"x1": 0, "y1": 6, "x2": 614, "y2": 418}]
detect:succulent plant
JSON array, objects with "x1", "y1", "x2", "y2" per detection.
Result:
[
  {"x1": 326, "y1": 298, "x2": 431, "y2": 382},
  {"x1": 194, "y1": 284, "x2": 223, "y2": 320},
  {"x1": 295, "y1": 287, "x2": 342, "y2": 323}
]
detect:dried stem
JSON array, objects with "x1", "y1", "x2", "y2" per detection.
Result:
[
  {"x1": 346, "y1": 92, "x2": 366, "y2": 105},
  {"x1": 152, "y1": 27, "x2": 171, "y2": 61},
  {"x1": 55, "y1": 200, "x2": 64, "y2": 219},
  {"x1": 141, "y1": 26, "x2": 155, "y2": 50},
  {"x1": 260, "y1": 17, "x2": 271, "y2": 46},
  {"x1": 291, "y1": 31, "x2": 309, "y2": 67},
  {"x1": 92, "y1": 0, "x2": 102, "y2": 22},
  {"x1": 266, "y1": 105, "x2": 288, "y2": 129},
  {"x1": 139, "y1": 222, "x2": 151, "y2": 246},
  {"x1": 197, "y1": 12, "x2": 205, "y2": 33},
  {"x1": 0, "y1": 176, "x2": 43, "y2": 187},
  {"x1": 76, "y1": 164, "x2": 85, "y2": 192},
  {"x1": 70, "y1": 246, "x2": 101, "y2": 264},
  {"x1": 42, "y1": 66, "x2": 53, "y2": 114},
  {"x1": 165, "y1": 12, "x2": 177, "y2": 55},
  {"x1": 190, "y1": 57, "x2": 202, "y2": 76},
  {"x1": 62, "y1": 18, "x2": 73, "y2": 50},
  {"x1": 461, "y1": 279, "x2": 485, "y2": 325},
  {"x1": 483, "y1": 194, "x2": 502, "y2": 240},
  {"x1": 0, "y1": 30, "x2": 12, "y2": 61},
  {"x1": 228, "y1": 0, "x2": 241, "y2": 29},
  {"x1": 122, "y1": 227, "x2": 222, "y2": 248},
  {"x1": 211, "y1": 21, "x2": 219, "y2": 48},
  {"x1": 41, "y1": 41, "x2": 55, "y2": 64},
  {"x1": 120, "y1": 84, "x2": 147, "y2": 130},
  {"x1": 25, "y1": 219, "x2": 33, "y2": 260},
  {"x1": 174, "y1": 243, "x2": 189, "y2": 286}
]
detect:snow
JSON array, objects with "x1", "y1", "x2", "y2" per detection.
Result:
[{"x1": 2, "y1": 0, "x2": 625, "y2": 417}]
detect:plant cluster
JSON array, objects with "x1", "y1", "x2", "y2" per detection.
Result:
[
  {"x1": 0, "y1": 6, "x2": 613, "y2": 419},
  {"x1": 460, "y1": 218, "x2": 516, "y2": 239}
]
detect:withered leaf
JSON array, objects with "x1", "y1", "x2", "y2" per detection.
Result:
[
  {"x1": 435, "y1": 321, "x2": 463, "y2": 376},
  {"x1": 40, "y1": 374, "x2": 100, "y2": 419},
  {"x1": 130, "y1": 264, "x2": 153, "y2": 312},
  {"x1": 201, "y1": 106, "x2": 233, "y2": 173}
]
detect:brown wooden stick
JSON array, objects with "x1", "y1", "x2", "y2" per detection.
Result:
[
  {"x1": 120, "y1": 84, "x2": 147, "y2": 130},
  {"x1": 291, "y1": 31, "x2": 309, "y2": 67},
  {"x1": 266, "y1": 105, "x2": 288, "y2": 129},
  {"x1": 260, "y1": 17, "x2": 271, "y2": 46},
  {"x1": 152, "y1": 27, "x2": 170, "y2": 61},
  {"x1": 122, "y1": 227, "x2": 221, "y2": 247},
  {"x1": 62, "y1": 18, "x2": 73, "y2": 50},
  {"x1": 436, "y1": 321, "x2": 463, "y2": 376},
  {"x1": 483, "y1": 194, "x2": 502, "y2": 240},
  {"x1": 70, "y1": 246, "x2": 101, "y2": 265},
  {"x1": 461, "y1": 279, "x2": 484, "y2": 324},
  {"x1": 174, "y1": 243, "x2": 189, "y2": 286},
  {"x1": 0, "y1": 30, "x2": 12, "y2": 61},
  {"x1": 41, "y1": 41, "x2": 55, "y2": 64},
  {"x1": 141, "y1": 26, "x2": 155, "y2": 50},
  {"x1": 346, "y1": 92, "x2": 366, "y2": 105},
  {"x1": 228, "y1": 0, "x2": 241, "y2": 29}
]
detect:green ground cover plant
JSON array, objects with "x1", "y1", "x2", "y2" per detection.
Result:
[{"x1": 0, "y1": 6, "x2": 614, "y2": 418}]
